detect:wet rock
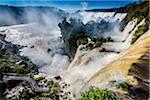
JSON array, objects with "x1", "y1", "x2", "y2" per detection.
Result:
[
  {"x1": 54, "y1": 76, "x2": 61, "y2": 80},
  {"x1": 30, "y1": 46, "x2": 34, "y2": 48},
  {"x1": 47, "y1": 48, "x2": 51, "y2": 53},
  {"x1": 0, "y1": 34, "x2": 22, "y2": 54}
]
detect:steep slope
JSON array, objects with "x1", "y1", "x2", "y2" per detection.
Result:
[
  {"x1": 101, "y1": 18, "x2": 145, "y2": 52},
  {"x1": 64, "y1": 15, "x2": 149, "y2": 99},
  {"x1": 0, "y1": 26, "x2": 73, "y2": 100},
  {"x1": 85, "y1": 30, "x2": 150, "y2": 99},
  {"x1": 63, "y1": 45, "x2": 119, "y2": 96},
  {"x1": 0, "y1": 1, "x2": 148, "y2": 99}
]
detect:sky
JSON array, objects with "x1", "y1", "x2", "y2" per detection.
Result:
[{"x1": 0, "y1": 0, "x2": 140, "y2": 12}]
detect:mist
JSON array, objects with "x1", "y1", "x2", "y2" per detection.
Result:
[
  {"x1": 0, "y1": 7, "x2": 17, "y2": 26},
  {"x1": 0, "y1": 5, "x2": 133, "y2": 97},
  {"x1": 0, "y1": 5, "x2": 71, "y2": 76},
  {"x1": 0, "y1": 5, "x2": 67, "y2": 27},
  {"x1": 0, "y1": 5, "x2": 127, "y2": 77}
]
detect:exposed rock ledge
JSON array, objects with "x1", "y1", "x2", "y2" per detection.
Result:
[
  {"x1": 85, "y1": 30, "x2": 150, "y2": 99},
  {"x1": 1, "y1": 73, "x2": 49, "y2": 93}
]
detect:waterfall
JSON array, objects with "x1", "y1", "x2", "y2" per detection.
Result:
[
  {"x1": 79, "y1": 12, "x2": 126, "y2": 23},
  {"x1": 1, "y1": 10, "x2": 146, "y2": 96}
]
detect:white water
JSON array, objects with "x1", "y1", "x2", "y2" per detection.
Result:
[
  {"x1": 62, "y1": 16, "x2": 146, "y2": 96},
  {"x1": 1, "y1": 11, "x2": 144, "y2": 96},
  {"x1": 62, "y1": 44, "x2": 120, "y2": 95},
  {"x1": 0, "y1": 23, "x2": 70, "y2": 76},
  {"x1": 0, "y1": 11, "x2": 129, "y2": 89},
  {"x1": 79, "y1": 12, "x2": 126, "y2": 23},
  {"x1": 101, "y1": 18, "x2": 146, "y2": 53}
]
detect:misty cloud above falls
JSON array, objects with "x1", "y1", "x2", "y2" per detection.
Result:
[
  {"x1": 0, "y1": 5, "x2": 122, "y2": 76},
  {"x1": 0, "y1": 5, "x2": 120, "y2": 38},
  {"x1": 60, "y1": 17, "x2": 120, "y2": 40},
  {"x1": 0, "y1": 5, "x2": 67, "y2": 28}
]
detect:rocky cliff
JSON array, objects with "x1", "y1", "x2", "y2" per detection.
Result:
[
  {"x1": 0, "y1": 1, "x2": 149, "y2": 100},
  {"x1": 86, "y1": 30, "x2": 149, "y2": 99},
  {"x1": 64, "y1": 1, "x2": 149, "y2": 99}
]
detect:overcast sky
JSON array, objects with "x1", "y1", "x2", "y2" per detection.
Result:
[{"x1": 0, "y1": 0, "x2": 139, "y2": 12}]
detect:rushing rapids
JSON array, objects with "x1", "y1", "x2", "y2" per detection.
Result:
[{"x1": 0, "y1": 1, "x2": 149, "y2": 99}]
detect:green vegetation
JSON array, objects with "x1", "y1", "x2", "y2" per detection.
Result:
[
  {"x1": 91, "y1": 37, "x2": 108, "y2": 48},
  {"x1": 76, "y1": 36, "x2": 111, "y2": 50},
  {"x1": 120, "y1": 1, "x2": 149, "y2": 34},
  {"x1": 126, "y1": 1, "x2": 149, "y2": 23},
  {"x1": 76, "y1": 36, "x2": 88, "y2": 47},
  {"x1": 33, "y1": 77, "x2": 62, "y2": 100},
  {"x1": 19, "y1": 87, "x2": 30, "y2": 98},
  {"x1": 34, "y1": 76, "x2": 45, "y2": 82},
  {"x1": 10, "y1": 96, "x2": 21, "y2": 100},
  {"x1": 121, "y1": 1, "x2": 149, "y2": 44},
  {"x1": 0, "y1": 51, "x2": 36, "y2": 74},
  {"x1": 10, "y1": 87, "x2": 31, "y2": 100},
  {"x1": 9, "y1": 78, "x2": 62, "y2": 100},
  {"x1": 81, "y1": 87, "x2": 117, "y2": 100},
  {"x1": 110, "y1": 81, "x2": 130, "y2": 91},
  {"x1": 0, "y1": 38, "x2": 68, "y2": 100},
  {"x1": 34, "y1": 80, "x2": 61, "y2": 100},
  {"x1": 131, "y1": 17, "x2": 149, "y2": 44}
]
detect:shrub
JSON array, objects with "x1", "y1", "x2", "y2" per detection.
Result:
[
  {"x1": 131, "y1": 22, "x2": 149, "y2": 44},
  {"x1": 34, "y1": 76, "x2": 45, "y2": 82},
  {"x1": 120, "y1": 1, "x2": 149, "y2": 31},
  {"x1": 76, "y1": 36, "x2": 88, "y2": 47},
  {"x1": 0, "y1": 51, "x2": 37, "y2": 74},
  {"x1": 110, "y1": 81, "x2": 130, "y2": 91},
  {"x1": 15, "y1": 67, "x2": 28, "y2": 74},
  {"x1": 9, "y1": 78, "x2": 62, "y2": 100},
  {"x1": 93, "y1": 38, "x2": 103, "y2": 48},
  {"x1": 9, "y1": 87, "x2": 30, "y2": 100},
  {"x1": 81, "y1": 87, "x2": 117, "y2": 100},
  {"x1": 34, "y1": 80, "x2": 61, "y2": 100}
]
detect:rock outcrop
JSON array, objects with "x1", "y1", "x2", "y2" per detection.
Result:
[
  {"x1": 85, "y1": 30, "x2": 150, "y2": 99},
  {"x1": 59, "y1": 18, "x2": 118, "y2": 59},
  {"x1": 0, "y1": 33, "x2": 22, "y2": 54}
]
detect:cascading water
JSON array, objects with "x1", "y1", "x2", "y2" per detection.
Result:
[
  {"x1": 0, "y1": 11, "x2": 127, "y2": 76},
  {"x1": 0, "y1": 10, "x2": 136, "y2": 96},
  {"x1": 79, "y1": 12, "x2": 126, "y2": 23},
  {"x1": 60, "y1": 12, "x2": 147, "y2": 97}
]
